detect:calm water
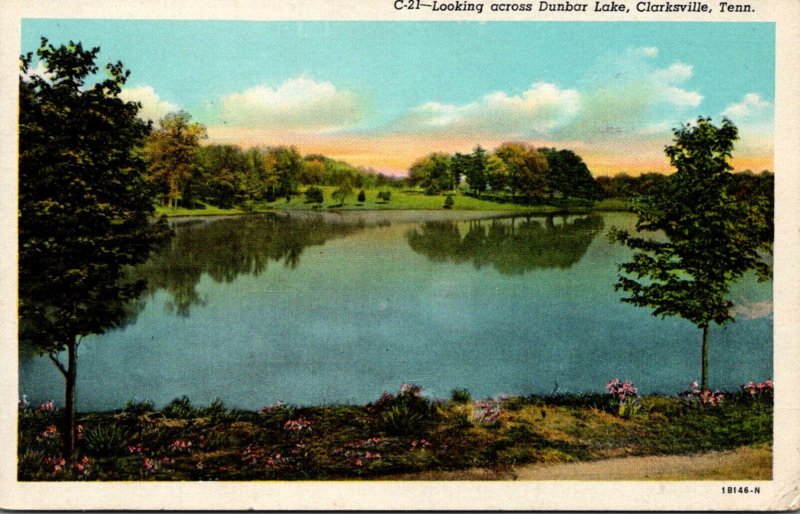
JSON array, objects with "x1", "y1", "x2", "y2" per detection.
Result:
[{"x1": 19, "y1": 211, "x2": 773, "y2": 410}]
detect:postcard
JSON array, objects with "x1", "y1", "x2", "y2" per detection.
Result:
[{"x1": 1, "y1": 0, "x2": 798, "y2": 510}]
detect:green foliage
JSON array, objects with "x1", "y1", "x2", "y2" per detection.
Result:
[
  {"x1": 443, "y1": 194, "x2": 454, "y2": 209},
  {"x1": 144, "y1": 111, "x2": 207, "y2": 209},
  {"x1": 124, "y1": 399, "x2": 155, "y2": 415},
  {"x1": 357, "y1": 189, "x2": 366, "y2": 203},
  {"x1": 163, "y1": 396, "x2": 198, "y2": 419},
  {"x1": 610, "y1": 117, "x2": 773, "y2": 389},
  {"x1": 450, "y1": 388, "x2": 472, "y2": 403},
  {"x1": 379, "y1": 405, "x2": 427, "y2": 436},
  {"x1": 332, "y1": 182, "x2": 353, "y2": 206},
  {"x1": 408, "y1": 152, "x2": 452, "y2": 193},
  {"x1": 376, "y1": 190, "x2": 392, "y2": 203},
  {"x1": 18, "y1": 38, "x2": 172, "y2": 457},
  {"x1": 304, "y1": 186, "x2": 324, "y2": 204},
  {"x1": 83, "y1": 424, "x2": 129, "y2": 457}
]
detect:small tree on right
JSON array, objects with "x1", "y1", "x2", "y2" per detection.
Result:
[{"x1": 610, "y1": 117, "x2": 772, "y2": 391}]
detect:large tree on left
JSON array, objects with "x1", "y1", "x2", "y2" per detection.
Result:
[{"x1": 19, "y1": 39, "x2": 171, "y2": 458}]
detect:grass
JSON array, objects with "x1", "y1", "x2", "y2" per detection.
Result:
[
  {"x1": 18, "y1": 387, "x2": 772, "y2": 481},
  {"x1": 154, "y1": 188, "x2": 625, "y2": 217}
]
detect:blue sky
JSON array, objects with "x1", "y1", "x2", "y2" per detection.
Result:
[{"x1": 22, "y1": 20, "x2": 775, "y2": 175}]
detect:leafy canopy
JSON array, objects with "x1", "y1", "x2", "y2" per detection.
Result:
[
  {"x1": 610, "y1": 117, "x2": 772, "y2": 329},
  {"x1": 19, "y1": 38, "x2": 171, "y2": 353}
]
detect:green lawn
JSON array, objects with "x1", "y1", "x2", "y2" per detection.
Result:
[{"x1": 155, "y1": 188, "x2": 622, "y2": 217}]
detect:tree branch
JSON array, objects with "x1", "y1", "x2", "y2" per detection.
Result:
[{"x1": 48, "y1": 352, "x2": 68, "y2": 377}]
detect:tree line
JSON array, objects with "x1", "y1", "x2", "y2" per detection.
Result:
[
  {"x1": 406, "y1": 143, "x2": 601, "y2": 203},
  {"x1": 143, "y1": 111, "x2": 401, "y2": 210}
]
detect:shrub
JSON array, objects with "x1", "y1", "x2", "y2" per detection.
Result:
[
  {"x1": 357, "y1": 189, "x2": 366, "y2": 202},
  {"x1": 443, "y1": 194, "x2": 454, "y2": 209},
  {"x1": 450, "y1": 388, "x2": 472, "y2": 403},
  {"x1": 124, "y1": 398, "x2": 155, "y2": 415},
  {"x1": 380, "y1": 405, "x2": 426, "y2": 436},
  {"x1": 83, "y1": 424, "x2": 129, "y2": 457},
  {"x1": 304, "y1": 186, "x2": 324, "y2": 204},
  {"x1": 377, "y1": 191, "x2": 392, "y2": 203},
  {"x1": 162, "y1": 396, "x2": 197, "y2": 419},
  {"x1": 372, "y1": 384, "x2": 436, "y2": 435}
]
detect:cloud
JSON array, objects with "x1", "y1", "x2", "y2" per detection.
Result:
[
  {"x1": 119, "y1": 85, "x2": 179, "y2": 122},
  {"x1": 387, "y1": 47, "x2": 702, "y2": 143},
  {"x1": 216, "y1": 77, "x2": 362, "y2": 131},
  {"x1": 393, "y1": 82, "x2": 581, "y2": 137},
  {"x1": 722, "y1": 93, "x2": 772, "y2": 123}
]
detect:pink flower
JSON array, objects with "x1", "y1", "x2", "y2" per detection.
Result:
[
  {"x1": 36, "y1": 400, "x2": 54, "y2": 412},
  {"x1": 283, "y1": 418, "x2": 313, "y2": 431}
]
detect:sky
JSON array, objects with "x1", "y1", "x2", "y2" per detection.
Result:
[{"x1": 22, "y1": 20, "x2": 775, "y2": 176}]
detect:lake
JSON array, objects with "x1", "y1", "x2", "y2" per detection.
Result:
[{"x1": 18, "y1": 210, "x2": 773, "y2": 410}]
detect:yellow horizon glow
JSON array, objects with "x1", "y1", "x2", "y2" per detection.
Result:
[{"x1": 206, "y1": 126, "x2": 774, "y2": 178}]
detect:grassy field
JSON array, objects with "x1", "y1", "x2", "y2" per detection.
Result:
[
  {"x1": 18, "y1": 386, "x2": 771, "y2": 481},
  {"x1": 153, "y1": 187, "x2": 620, "y2": 217}
]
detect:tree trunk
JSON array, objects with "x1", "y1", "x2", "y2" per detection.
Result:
[
  {"x1": 701, "y1": 324, "x2": 710, "y2": 391},
  {"x1": 62, "y1": 337, "x2": 78, "y2": 460}
]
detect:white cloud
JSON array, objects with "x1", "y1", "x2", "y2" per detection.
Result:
[
  {"x1": 394, "y1": 82, "x2": 581, "y2": 137},
  {"x1": 722, "y1": 93, "x2": 772, "y2": 122},
  {"x1": 638, "y1": 47, "x2": 659, "y2": 58},
  {"x1": 119, "y1": 85, "x2": 179, "y2": 122},
  {"x1": 216, "y1": 77, "x2": 362, "y2": 131},
  {"x1": 389, "y1": 47, "x2": 703, "y2": 141}
]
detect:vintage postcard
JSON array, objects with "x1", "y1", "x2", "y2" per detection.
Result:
[{"x1": 1, "y1": 0, "x2": 798, "y2": 510}]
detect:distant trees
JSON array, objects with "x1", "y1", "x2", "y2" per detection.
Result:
[
  {"x1": 403, "y1": 142, "x2": 604, "y2": 205},
  {"x1": 610, "y1": 118, "x2": 773, "y2": 390},
  {"x1": 143, "y1": 111, "x2": 207, "y2": 209},
  {"x1": 19, "y1": 39, "x2": 171, "y2": 458}
]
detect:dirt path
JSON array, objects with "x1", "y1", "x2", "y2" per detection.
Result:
[{"x1": 391, "y1": 446, "x2": 771, "y2": 481}]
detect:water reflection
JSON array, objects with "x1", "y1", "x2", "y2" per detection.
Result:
[
  {"x1": 406, "y1": 214, "x2": 604, "y2": 274},
  {"x1": 133, "y1": 213, "x2": 364, "y2": 316}
]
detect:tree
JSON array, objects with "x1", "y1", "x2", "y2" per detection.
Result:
[
  {"x1": 541, "y1": 148, "x2": 600, "y2": 200},
  {"x1": 610, "y1": 117, "x2": 772, "y2": 390},
  {"x1": 464, "y1": 146, "x2": 488, "y2": 195},
  {"x1": 357, "y1": 189, "x2": 366, "y2": 203},
  {"x1": 332, "y1": 181, "x2": 353, "y2": 206},
  {"x1": 143, "y1": 111, "x2": 206, "y2": 208},
  {"x1": 494, "y1": 142, "x2": 547, "y2": 200},
  {"x1": 19, "y1": 39, "x2": 171, "y2": 458},
  {"x1": 408, "y1": 152, "x2": 451, "y2": 194}
]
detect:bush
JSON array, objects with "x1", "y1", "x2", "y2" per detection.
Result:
[
  {"x1": 163, "y1": 396, "x2": 197, "y2": 419},
  {"x1": 124, "y1": 398, "x2": 155, "y2": 415},
  {"x1": 443, "y1": 194, "x2": 454, "y2": 209},
  {"x1": 83, "y1": 424, "x2": 129, "y2": 457},
  {"x1": 450, "y1": 388, "x2": 471, "y2": 403},
  {"x1": 304, "y1": 186, "x2": 324, "y2": 204},
  {"x1": 357, "y1": 189, "x2": 366, "y2": 202},
  {"x1": 373, "y1": 384, "x2": 436, "y2": 435},
  {"x1": 377, "y1": 191, "x2": 392, "y2": 203}
]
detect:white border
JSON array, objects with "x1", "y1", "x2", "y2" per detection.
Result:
[{"x1": 1, "y1": 1, "x2": 798, "y2": 510}]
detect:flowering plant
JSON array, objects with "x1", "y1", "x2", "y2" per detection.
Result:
[
  {"x1": 742, "y1": 379, "x2": 773, "y2": 400},
  {"x1": 682, "y1": 380, "x2": 726, "y2": 406},
  {"x1": 605, "y1": 378, "x2": 641, "y2": 418}
]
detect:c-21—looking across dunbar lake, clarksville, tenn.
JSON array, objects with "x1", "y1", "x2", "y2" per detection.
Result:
[{"x1": 17, "y1": 20, "x2": 774, "y2": 481}]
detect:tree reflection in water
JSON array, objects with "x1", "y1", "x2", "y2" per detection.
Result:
[
  {"x1": 132, "y1": 213, "x2": 364, "y2": 316},
  {"x1": 406, "y1": 214, "x2": 604, "y2": 275}
]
